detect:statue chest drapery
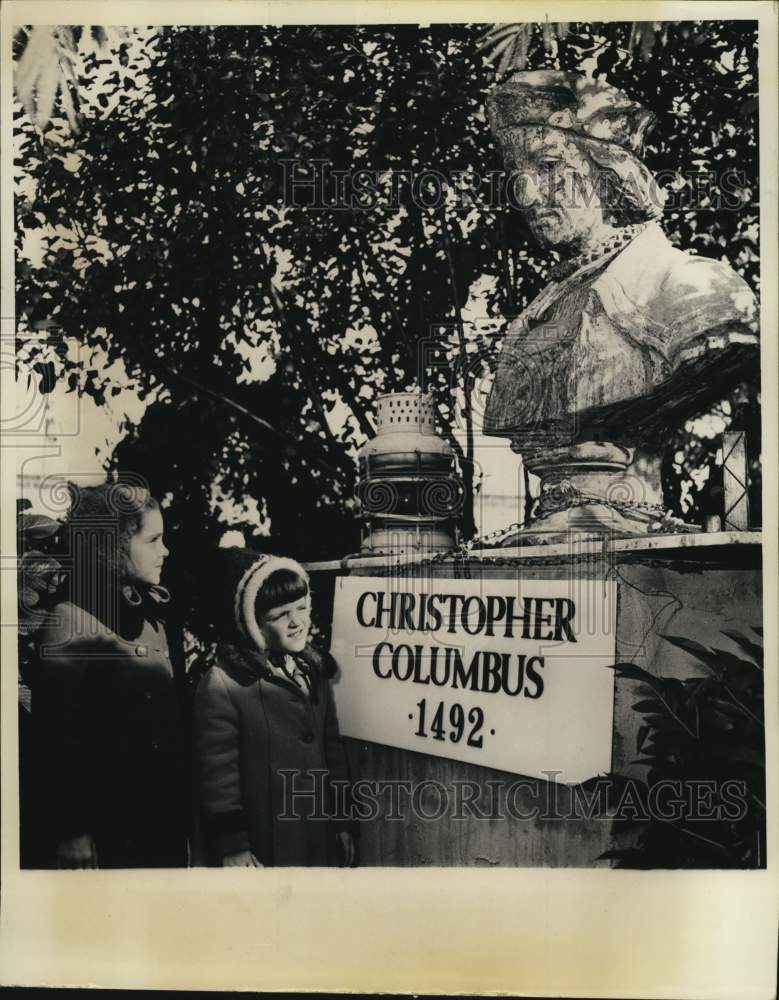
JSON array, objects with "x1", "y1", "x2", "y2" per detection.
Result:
[
  {"x1": 484, "y1": 258, "x2": 665, "y2": 450},
  {"x1": 484, "y1": 224, "x2": 758, "y2": 451}
]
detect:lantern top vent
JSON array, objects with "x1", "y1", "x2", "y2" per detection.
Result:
[{"x1": 376, "y1": 392, "x2": 436, "y2": 434}]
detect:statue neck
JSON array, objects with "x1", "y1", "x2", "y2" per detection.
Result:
[
  {"x1": 563, "y1": 221, "x2": 623, "y2": 259},
  {"x1": 549, "y1": 221, "x2": 651, "y2": 282}
]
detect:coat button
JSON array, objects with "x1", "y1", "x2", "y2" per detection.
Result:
[
  {"x1": 151, "y1": 741, "x2": 160, "y2": 751},
  {"x1": 301, "y1": 734, "x2": 313, "y2": 744},
  {"x1": 135, "y1": 645, "x2": 146, "y2": 657},
  {"x1": 143, "y1": 691, "x2": 152, "y2": 702}
]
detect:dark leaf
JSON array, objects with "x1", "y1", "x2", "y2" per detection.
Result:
[
  {"x1": 632, "y1": 699, "x2": 664, "y2": 714},
  {"x1": 720, "y1": 628, "x2": 763, "y2": 666},
  {"x1": 659, "y1": 633, "x2": 714, "y2": 664},
  {"x1": 18, "y1": 513, "x2": 60, "y2": 540},
  {"x1": 33, "y1": 360, "x2": 57, "y2": 393}
]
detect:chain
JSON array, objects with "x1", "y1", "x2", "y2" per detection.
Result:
[
  {"x1": 361, "y1": 512, "x2": 453, "y2": 523},
  {"x1": 535, "y1": 493, "x2": 695, "y2": 534},
  {"x1": 338, "y1": 496, "x2": 693, "y2": 571},
  {"x1": 548, "y1": 222, "x2": 650, "y2": 282},
  {"x1": 467, "y1": 521, "x2": 526, "y2": 549}
]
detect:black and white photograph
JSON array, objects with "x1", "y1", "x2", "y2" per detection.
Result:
[{"x1": 2, "y1": 1, "x2": 776, "y2": 995}]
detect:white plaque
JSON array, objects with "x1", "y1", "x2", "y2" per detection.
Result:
[{"x1": 331, "y1": 574, "x2": 616, "y2": 783}]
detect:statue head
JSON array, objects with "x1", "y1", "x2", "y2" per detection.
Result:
[{"x1": 487, "y1": 71, "x2": 664, "y2": 250}]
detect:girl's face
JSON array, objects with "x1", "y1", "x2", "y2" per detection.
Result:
[
  {"x1": 126, "y1": 507, "x2": 168, "y2": 586},
  {"x1": 259, "y1": 594, "x2": 311, "y2": 655}
]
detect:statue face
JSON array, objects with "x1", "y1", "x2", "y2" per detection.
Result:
[{"x1": 504, "y1": 128, "x2": 606, "y2": 250}]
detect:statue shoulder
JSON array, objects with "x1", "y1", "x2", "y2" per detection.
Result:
[
  {"x1": 655, "y1": 249, "x2": 758, "y2": 337},
  {"x1": 602, "y1": 227, "x2": 758, "y2": 339},
  {"x1": 659, "y1": 244, "x2": 755, "y2": 294}
]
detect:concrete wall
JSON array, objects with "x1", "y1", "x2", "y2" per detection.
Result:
[{"x1": 309, "y1": 539, "x2": 762, "y2": 867}]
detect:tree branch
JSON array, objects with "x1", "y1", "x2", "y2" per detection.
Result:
[
  {"x1": 160, "y1": 363, "x2": 346, "y2": 479},
  {"x1": 357, "y1": 230, "x2": 417, "y2": 371},
  {"x1": 257, "y1": 238, "x2": 375, "y2": 441},
  {"x1": 355, "y1": 259, "x2": 403, "y2": 391},
  {"x1": 437, "y1": 211, "x2": 474, "y2": 467}
]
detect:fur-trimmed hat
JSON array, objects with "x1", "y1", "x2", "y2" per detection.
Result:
[{"x1": 211, "y1": 546, "x2": 309, "y2": 651}]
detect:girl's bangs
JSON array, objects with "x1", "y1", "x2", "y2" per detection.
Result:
[{"x1": 255, "y1": 567, "x2": 309, "y2": 618}]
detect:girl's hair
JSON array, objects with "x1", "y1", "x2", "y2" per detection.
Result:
[
  {"x1": 254, "y1": 567, "x2": 309, "y2": 620},
  {"x1": 64, "y1": 482, "x2": 159, "y2": 623}
]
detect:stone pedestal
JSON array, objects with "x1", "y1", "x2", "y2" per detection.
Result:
[
  {"x1": 499, "y1": 440, "x2": 693, "y2": 545},
  {"x1": 306, "y1": 531, "x2": 762, "y2": 867}
]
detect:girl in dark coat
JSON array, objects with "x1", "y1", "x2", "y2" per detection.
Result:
[
  {"x1": 193, "y1": 548, "x2": 356, "y2": 868},
  {"x1": 32, "y1": 483, "x2": 189, "y2": 869}
]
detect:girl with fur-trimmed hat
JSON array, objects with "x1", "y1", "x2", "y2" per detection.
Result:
[{"x1": 193, "y1": 547, "x2": 356, "y2": 868}]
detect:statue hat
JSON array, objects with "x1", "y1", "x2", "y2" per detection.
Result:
[{"x1": 487, "y1": 70, "x2": 656, "y2": 155}]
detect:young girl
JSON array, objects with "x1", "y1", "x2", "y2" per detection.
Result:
[
  {"x1": 194, "y1": 547, "x2": 356, "y2": 867},
  {"x1": 32, "y1": 483, "x2": 189, "y2": 869}
]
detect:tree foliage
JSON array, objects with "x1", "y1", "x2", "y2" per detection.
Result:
[{"x1": 14, "y1": 20, "x2": 760, "y2": 628}]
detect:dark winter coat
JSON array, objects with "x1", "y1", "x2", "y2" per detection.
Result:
[
  {"x1": 31, "y1": 590, "x2": 189, "y2": 868},
  {"x1": 193, "y1": 642, "x2": 352, "y2": 867}
]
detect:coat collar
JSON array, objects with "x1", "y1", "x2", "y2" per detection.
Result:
[{"x1": 215, "y1": 641, "x2": 326, "y2": 700}]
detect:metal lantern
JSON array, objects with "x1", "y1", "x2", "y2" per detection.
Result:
[{"x1": 356, "y1": 392, "x2": 464, "y2": 553}]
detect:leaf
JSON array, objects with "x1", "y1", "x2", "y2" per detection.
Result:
[
  {"x1": 659, "y1": 633, "x2": 713, "y2": 663},
  {"x1": 632, "y1": 699, "x2": 664, "y2": 714},
  {"x1": 609, "y1": 661, "x2": 655, "y2": 679},
  {"x1": 474, "y1": 24, "x2": 518, "y2": 53},
  {"x1": 706, "y1": 709, "x2": 737, "y2": 733},
  {"x1": 515, "y1": 24, "x2": 531, "y2": 71},
  {"x1": 720, "y1": 628, "x2": 763, "y2": 666},
  {"x1": 642, "y1": 713, "x2": 687, "y2": 733},
  {"x1": 716, "y1": 651, "x2": 763, "y2": 681},
  {"x1": 496, "y1": 33, "x2": 520, "y2": 78},
  {"x1": 14, "y1": 25, "x2": 89, "y2": 131},
  {"x1": 597, "y1": 45, "x2": 619, "y2": 77},
  {"x1": 33, "y1": 360, "x2": 56, "y2": 392},
  {"x1": 18, "y1": 513, "x2": 60, "y2": 539},
  {"x1": 59, "y1": 79, "x2": 80, "y2": 133},
  {"x1": 630, "y1": 757, "x2": 659, "y2": 768},
  {"x1": 20, "y1": 553, "x2": 62, "y2": 586},
  {"x1": 15, "y1": 27, "x2": 52, "y2": 108},
  {"x1": 483, "y1": 33, "x2": 516, "y2": 72},
  {"x1": 611, "y1": 662, "x2": 669, "y2": 696},
  {"x1": 480, "y1": 22, "x2": 517, "y2": 40},
  {"x1": 738, "y1": 96, "x2": 758, "y2": 119},
  {"x1": 36, "y1": 56, "x2": 63, "y2": 129},
  {"x1": 707, "y1": 697, "x2": 748, "y2": 719},
  {"x1": 660, "y1": 634, "x2": 759, "y2": 683}
]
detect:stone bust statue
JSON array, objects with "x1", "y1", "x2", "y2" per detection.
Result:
[{"x1": 483, "y1": 70, "x2": 759, "y2": 538}]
